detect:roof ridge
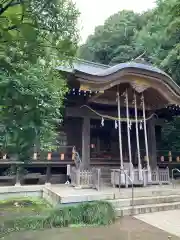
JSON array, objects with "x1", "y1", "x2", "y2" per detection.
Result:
[{"x1": 75, "y1": 58, "x2": 109, "y2": 68}]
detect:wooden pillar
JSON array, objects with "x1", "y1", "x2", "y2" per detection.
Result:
[
  {"x1": 45, "y1": 165, "x2": 51, "y2": 185},
  {"x1": 148, "y1": 117, "x2": 157, "y2": 169},
  {"x1": 82, "y1": 117, "x2": 90, "y2": 169}
]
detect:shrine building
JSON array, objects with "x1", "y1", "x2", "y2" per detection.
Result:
[{"x1": 56, "y1": 59, "x2": 180, "y2": 187}]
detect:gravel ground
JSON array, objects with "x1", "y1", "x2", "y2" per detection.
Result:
[{"x1": 2, "y1": 217, "x2": 180, "y2": 240}]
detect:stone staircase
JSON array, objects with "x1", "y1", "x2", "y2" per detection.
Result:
[{"x1": 108, "y1": 190, "x2": 180, "y2": 217}]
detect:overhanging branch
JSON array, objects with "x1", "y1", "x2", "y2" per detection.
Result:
[{"x1": 0, "y1": 0, "x2": 22, "y2": 15}]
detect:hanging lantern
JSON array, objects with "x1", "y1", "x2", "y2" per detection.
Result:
[
  {"x1": 33, "y1": 152, "x2": 37, "y2": 160},
  {"x1": 168, "y1": 151, "x2": 172, "y2": 162},
  {"x1": 47, "y1": 152, "x2": 52, "y2": 160},
  {"x1": 160, "y1": 156, "x2": 164, "y2": 162},
  {"x1": 115, "y1": 120, "x2": 118, "y2": 129},
  {"x1": 101, "y1": 117, "x2": 104, "y2": 126},
  {"x1": 60, "y1": 153, "x2": 65, "y2": 160}
]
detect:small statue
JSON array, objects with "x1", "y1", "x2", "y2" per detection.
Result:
[{"x1": 72, "y1": 146, "x2": 82, "y2": 169}]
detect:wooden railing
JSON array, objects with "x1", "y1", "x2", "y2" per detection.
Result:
[
  {"x1": 70, "y1": 166, "x2": 101, "y2": 191},
  {"x1": 111, "y1": 167, "x2": 170, "y2": 187}
]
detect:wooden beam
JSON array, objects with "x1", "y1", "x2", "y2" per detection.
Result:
[
  {"x1": 148, "y1": 117, "x2": 157, "y2": 169},
  {"x1": 65, "y1": 107, "x2": 167, "y2": 125},
  {"x1": 65, "y1": 106, "x2": 118, "y2": 119},
  {"x1": 82, "y1": 117, "x2": 90, "y2": 168}
]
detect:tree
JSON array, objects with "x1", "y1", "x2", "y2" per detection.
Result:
[
  {"x1": 0, "y1": 0, "x2": 79, "y2": 161},
  {"x1": 0, "y1": 65, "x2": 68, "y2": 160},
  {"x1": 78, "y1": 0, "x2": 179, "y2": 78},
  {"x1": 78, "y1": 10, "x2": 143, "y2": 65},
  {"x1": 0, "y1": 0, "x2": 79, "y2": 68},
  {"x1": 134, "y1": 0, "x2": 180, "y2": 83},
  {"x1": 133, "y1": 0, "x2": 180, "y2": 149}
]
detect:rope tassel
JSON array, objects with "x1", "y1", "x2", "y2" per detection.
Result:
[
  {"x1": 101, "y1": 117, "x2": 104, "y2": 126},
  {"x1": 115, "y1": 120, "x2": 118, "y2": 129},
  {"x1": 139, "y1": 121, "x2": 143, "y2": 130}
]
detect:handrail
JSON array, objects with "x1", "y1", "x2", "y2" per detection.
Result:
[
  {"x1": 172, "y1": 168, "x2": 180, "y2": 180},
  {"x1": 119, "y1": 168, "x2": 134, "y2": 215}
]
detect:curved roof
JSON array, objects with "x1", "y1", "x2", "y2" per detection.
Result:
[
  {"x1": 57, "y1": 58, "x2": 180, "y2": 106},
  {"x1": 56, "y1": 58, "x2": 108, "y2": 75},
  {"x1": 76, "y1": 61, "x2": 168, "y2": 77}
]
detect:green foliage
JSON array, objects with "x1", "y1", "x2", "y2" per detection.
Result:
[
  {"x1": 78, "y1": 0, "x2": 179, "y2": 79},
  {"x1": 161, "y1": 117, "x2": 180, "y2": 152},
  {"x1": 0, "y1": 0, "x2": 80, "y2": 67},
  {"x1": 0, "y1": 197, "x2": 50, "y2": 209},
  {"x1": 0, "y1": 201, "x2": 115, "y2": 237},
  {"x1": 78, "y1": 10, "x2": 142, "y2": 65},
  {"x1": 76, "y1": 201, "x2": 115, "y2": 225},
  {"x1": 0, "y1": 0, "x2": 79, "y2": 161},
  {"x1": 0, "y1": 65, "x2": 68, "y2": 160}
]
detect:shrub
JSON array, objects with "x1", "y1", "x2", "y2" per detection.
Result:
[
  {"x1": 1, "y1": 216, "x2": 47, "y2": 236},
  {"x1": 0, "y1": 201, "x2": 115, "y2": 237},
  {"x1": 0, "y1": 197, "x2": 49, "y2": 209},
  {"x1": 80, "y1": 201, "x2": 115, "y2": 225}
]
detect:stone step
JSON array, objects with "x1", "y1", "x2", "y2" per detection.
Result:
[
  {"x1": 109, "y1": 195, "x2": 180, "y2": 208},
  {"x1": 112, "y1": 188, "x2": 180, "y2": 199},
  {"x1": 116, "y1": 201, "x2": 180, "y2": 217}
]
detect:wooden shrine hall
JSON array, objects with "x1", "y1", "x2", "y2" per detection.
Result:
[{"x1": 56, "y1": 59, "x2": 180, "y2": 188}]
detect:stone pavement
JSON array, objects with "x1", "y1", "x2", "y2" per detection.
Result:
[
  {"x1": 135, "y1": 210, "x2": 180, "y2": 238},
  {"x1": 3, "y1": 217, "x2": 179, "y2": 240}
]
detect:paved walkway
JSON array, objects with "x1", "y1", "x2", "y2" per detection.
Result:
[
  {"x1": 44, "y1": 184, "x2": 180, "y2": 203},
  {"x1": 135, "y1": 210, "x2": 180, "y2": 238},
  {"x1": 3, "y1": 217, "x2": 179, "y2": 240},
  {"x1": 47, "y1": 184, "x2": 180, "y2": 197}
]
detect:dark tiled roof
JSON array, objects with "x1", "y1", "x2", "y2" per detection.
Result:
[
  {"x1": 56, "y1": 58, "x2": 108, "y2": 74},
  {"x1": 57, "y1": 58, "x2": 169, "y2": 76},
  {"x1": 56, "y1": 58, "x2": 180, "y2": 90},
  {"x1": 80, "y1": 62, "x2": 170, "y2": 78}
]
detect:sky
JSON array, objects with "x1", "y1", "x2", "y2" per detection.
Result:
[{"x1": 73, "y1": 0, "x2": 156, "y2": 43}]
